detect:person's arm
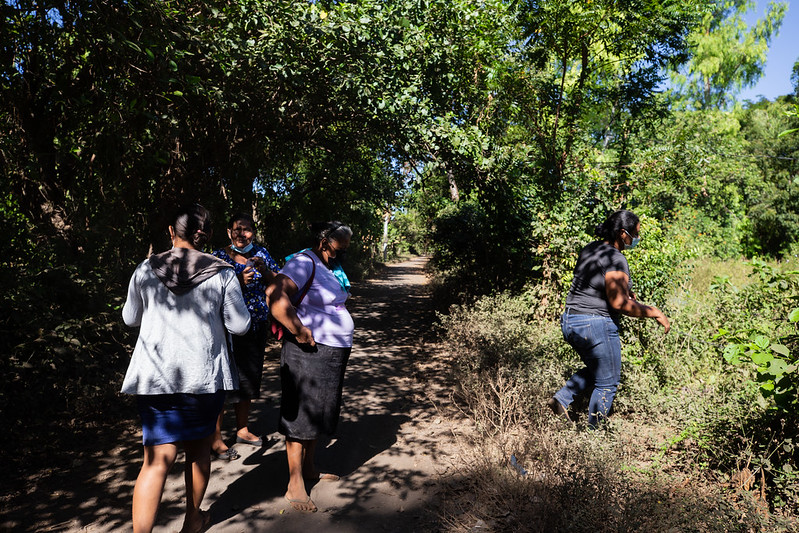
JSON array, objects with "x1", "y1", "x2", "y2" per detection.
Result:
[
  {"x1": 266, "y1": 274, "x2": 315, "y2": 346},
  {"x1": 122, "y1": 264, "x2": 144, "y2": 327},
  {"x1": 605, "y1": 270, "x2": 670, "y2": 332},
  {"x1": 222, "y1": 271, "x2": 252, "y2": 335}
]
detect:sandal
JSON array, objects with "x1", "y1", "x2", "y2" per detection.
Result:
[
  {"x1": 285, "y1": 494, "x2": 317, "y2": 513},
  {"x1": 304, "y1": 472, "x2": 340, "y2": 482},
  {"x1": 212, "y1": 448, "x2": 240, "y2": 461}
]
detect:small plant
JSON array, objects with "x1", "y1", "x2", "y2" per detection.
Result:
[
  {"x1": 717, "y1": 312, "x2": 799, "y2": 413},
  {"x1": 714, "y1": 260, "x2": 799, "y2": 415}
]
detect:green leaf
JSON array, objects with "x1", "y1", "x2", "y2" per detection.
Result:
[
  {"x1": 789, "y1": 308, "x2": 799, "y2": 323},
  {"x1": 754, "y1": 335, "x2": 770, "y2": 350},
  {"x1": 723, "y1": 344, "x2": 742, "y2": 363},
  {"x1": 770, "y1": 344, "x2": 790, "y2": 357},
  {"x1": 767, "y1": 358, "x2": 789, "y2": 377},
  {"x1": 750, "y1": 349, "x2": 773, "y2": 366}
]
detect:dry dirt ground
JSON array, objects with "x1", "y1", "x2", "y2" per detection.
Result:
[{"x1": 1, "y1": 256, "x2": 464, "y2": 532}]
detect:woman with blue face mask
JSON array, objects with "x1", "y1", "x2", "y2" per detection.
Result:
[
  {"x1": 209, "y1": 213, "x2": 280, "y2": 460},
  {"x1": 548, "y1": 210, "x2": 670, "y2": 428}
]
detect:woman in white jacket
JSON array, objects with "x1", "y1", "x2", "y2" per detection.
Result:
[{"x1": 122, "y1": 204, "x2": 250, "y2": 533}]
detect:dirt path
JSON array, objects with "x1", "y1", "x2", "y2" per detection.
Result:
[{"x1": 4, "y1": 256, "x2": 461, "y2": 532}]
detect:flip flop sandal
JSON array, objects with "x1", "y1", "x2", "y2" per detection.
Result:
[
  {"x1": 285, "y1": 495, "x2": 318, "y2": 513},
  {"x1": 304, "y1": 473, "x2": 340, "y2": 482},
  {"x1": 176, "y1": 509, "x2": 211, "y2": 533}
]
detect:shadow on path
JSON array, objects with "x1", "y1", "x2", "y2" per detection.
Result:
[
  {"x1": 202, "y1": 256, "x2": 451, "y2": 532},
  {"x1": 0, "y1": 256, "x2": 455, "y2": 533}
]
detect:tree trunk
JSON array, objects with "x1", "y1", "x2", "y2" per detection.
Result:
[
  {"x1": 381, "y1": 210, "x2": 390, "y2": 261},
  {"x1": 448, "y1": 168, "x2": 460, "y2": 202}
]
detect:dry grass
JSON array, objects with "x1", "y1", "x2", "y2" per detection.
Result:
[
  {"x1": 686, "y1": 257, "x2": 754, "y2": 292},
  {"x1": 432, "y1": 258, "x2": 799, "y2": 530},
  {"x1": 686, "y1": 255, "x2": 799, "y2": 294},
  {"x1": 436, "y1": 371, "x2": 798, "y2": 533}
]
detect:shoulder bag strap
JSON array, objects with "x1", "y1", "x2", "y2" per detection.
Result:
[{"x1": 292, "y1": 252, "x2": 317, "y2": 307}]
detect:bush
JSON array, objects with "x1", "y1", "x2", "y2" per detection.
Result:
[
  {"x1": 440, "y1": 245, "x2": 799, "y2": 514},
  {"x1": 0, "y1": 265, "x2": 135, "y2": 477},
  {"x1": 440, "y1": 290, "x2": 568, "y2": 373},
  {"x1": 430, "y1": 198, "x2": 537, "y2": 303}
]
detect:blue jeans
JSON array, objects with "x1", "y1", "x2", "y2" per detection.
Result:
[{"x1": 554, "y1": 312, "x2": 622, "y2": 428}]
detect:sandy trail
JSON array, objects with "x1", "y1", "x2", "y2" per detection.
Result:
[{"x1": 5, "y1": 256, "x2": 460, "y2": 532}]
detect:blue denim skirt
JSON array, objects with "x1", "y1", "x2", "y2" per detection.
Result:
[
  {"x1": 137, "y1": 391, "x2": 225, "y2": 446},
  {"x1": 278, "y1": 338, "x2": 351, "y2": 440}
]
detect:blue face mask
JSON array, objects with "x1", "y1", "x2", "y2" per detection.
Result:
[
  {"x1": 231, "y1": 243, "x2": 254, "y2": 254},
  {"x1": 624, "y1": 229, "x2": 640, "y2": 250}
]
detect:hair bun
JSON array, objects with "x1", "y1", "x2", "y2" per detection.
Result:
[{"x1": 594, "y1": 223, "x2": 605, "y2": 237}]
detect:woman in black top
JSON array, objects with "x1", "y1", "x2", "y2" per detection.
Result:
[{"x1": 548, "y1": 210, "x2": 670, "y2": 428}]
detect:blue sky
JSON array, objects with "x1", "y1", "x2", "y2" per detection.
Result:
[{"x1": 738, "y1": 0, "x2": 798, "y2": 101}]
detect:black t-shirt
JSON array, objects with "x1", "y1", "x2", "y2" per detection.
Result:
[{"x1": 565, "y1": 241, "x2": 630, "y2": 317}]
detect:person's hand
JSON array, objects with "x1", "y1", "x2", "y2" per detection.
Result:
[
  {"x1": 295, "y1": 326, "x2": 316, "y2": 346},
  {"x1": 241, "y1": 266, "x2": 255, "y2": 285},
  {"x1": 655, "y1": 311, "x2": 670, "y2": 333},
  {"x1": 249, "y1": 256, "x2": 266, "y2": 274}
]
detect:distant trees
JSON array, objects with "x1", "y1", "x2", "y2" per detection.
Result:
[{"x1": 670, "y1": 0, "x2": 787, "y2": 110}]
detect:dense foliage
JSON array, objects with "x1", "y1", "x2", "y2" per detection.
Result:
[{"x1": 2, "y1": 0, "x2": 799, "y2": 521}]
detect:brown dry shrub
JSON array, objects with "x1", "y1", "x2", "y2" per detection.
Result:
[{"x1": 440, "y1": 368, "x2": 795, "y2": 532}]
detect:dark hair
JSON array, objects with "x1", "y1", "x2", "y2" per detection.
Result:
[
  {"x1": 172, "y1": 203, "x2": 212, "y2": 249},
  {"x1": 595, "y1": 210, "x2": 639, "y2": 241},
  {"x1": 228, "y1": 212, "x2": 255, "y2": 230},
  {"x1": 311, "y1": 221, "x2": 352, "y2": 244}
]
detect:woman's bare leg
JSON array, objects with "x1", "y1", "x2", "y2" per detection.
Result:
[
  {"x1": 210, "y1": 409, "x2": 228, "y2": 454},
  {"x1": 180, "y1": 433, "x2": 214, "y2": 532},
  {"x1": 284, "y1": 438, "x2": 316, "y2": 512},
  {"x1": 132, "y1": 443, "x2": 178, "y2": 533},
  {"x1": 235, "y1": 399, "x2": 259, "y2": 442}
]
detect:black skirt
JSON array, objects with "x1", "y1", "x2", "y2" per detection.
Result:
[
  {"x1": 278, "y1": 337, "x2": 351, "y2": 440},
  {"x1": 227, "y1": 323, "x2": 269, "y2": 402}
]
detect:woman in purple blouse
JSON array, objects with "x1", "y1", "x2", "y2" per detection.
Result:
[{"x1": 267, "y1": 221, "x2": 354, "y2": 513}]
